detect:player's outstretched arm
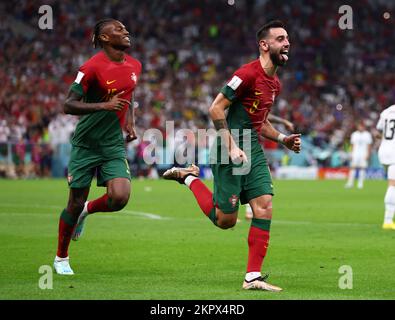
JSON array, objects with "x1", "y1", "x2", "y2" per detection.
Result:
[
  {"x1": 209, "y1": 93, "x2": 248, "y2": 163},
  {"x1": 261, "y1": 119, "x2": 301, "y2": 153},
  {"x1": 64, "y1": 90, "x2": 130, "y2": 115}
]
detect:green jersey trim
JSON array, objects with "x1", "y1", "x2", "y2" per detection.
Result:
[
  {"x1": 221, "y1": 85, "x2": 237, "y2": 102},
  {"x1": 70, "y1": 82, "x2": 85, "y2": 97}
]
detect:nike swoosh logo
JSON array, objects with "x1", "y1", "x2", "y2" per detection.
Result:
[
  {"x1": 106, "y1": 80, "x2": 116, "y2": 85},
  {"x1": 255, "y1": 91, "x2": 263, "y2": 95}
]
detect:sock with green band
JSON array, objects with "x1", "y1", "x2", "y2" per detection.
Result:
[
  {"x1": 57, "y1": 209, "x2": 78, "y2": 258},
  {"x1": 87, "y1": 194, "x2": 114, "y2": 213},
  {"x1": 246, "y1": 218, "x2": 271, "y2": 273}
]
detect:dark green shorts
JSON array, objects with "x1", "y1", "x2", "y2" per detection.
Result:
[
  {"x1": 67, "y1": 145, "x2": 131, "y2": 188},
  {"x1": 211, "y1": 149, "x2": 273, "y2": 213}
]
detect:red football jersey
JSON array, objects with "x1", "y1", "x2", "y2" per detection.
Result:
[
  {"x1": 70, "y1": 51, "x2": 142, "y2": 148},
  {"x1": 75, "y1": 51, "x2": 142, "y2": 127},
  {"x1": 221, "y1": 59, "x2": 281, "y2": 136}
]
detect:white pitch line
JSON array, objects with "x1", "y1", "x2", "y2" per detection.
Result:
[
  {"x1": 0, "y1": 203, "x2": 170, "y2": 220},
  {"x1": 119, "y1": 210, "x2": 170, "y2": 220},
  {"x1": 0, "y1": 203, "x2": 377, "y2": 226}
]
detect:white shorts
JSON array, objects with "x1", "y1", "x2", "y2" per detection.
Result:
[
  {"x1": 350, "y1": 155, "x2": 368, "y2": 168},
  {"x1": 388, "y1": 165, "x2": 395, "y2": 180}
]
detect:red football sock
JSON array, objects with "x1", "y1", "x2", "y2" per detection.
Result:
[
  {"x1": 189, "y1": 179, "x2": 214, "y2": 216},
  {"x1": 57, "y1": 209, "x2": 77, "y2": 258},
  {"x1": 246, "y1": 226, "x2": 270, "y2": 273},
  {"x1": 87, "y1": 194, "x2": 113, "y2": 213}
]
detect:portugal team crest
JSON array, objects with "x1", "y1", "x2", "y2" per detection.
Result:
[{"x1": 229, "y1": 195, "x2": 239, "y2": 208}]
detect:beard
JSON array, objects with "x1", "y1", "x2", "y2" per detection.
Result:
[{"x1": 269, "y1": 49, "x2": 287, "y2": 67}]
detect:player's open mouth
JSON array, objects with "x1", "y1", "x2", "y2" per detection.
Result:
[
  {"x1": 123, "y1": 36, "x2": 130, "y2": 42},
  {"x1": 280, "y1": 50, "x2": 289, "y2": 61}
]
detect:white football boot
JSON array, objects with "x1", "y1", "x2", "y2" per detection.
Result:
[
  {"x1": 163, "y1": 164, "x2": 200, "y2": 184},
  {"x1": 53, "y1": 256, "x2": 74, "y2": 275},
  {"x1": 242, "y1": 275, "x2": 282, "y2": 292}
]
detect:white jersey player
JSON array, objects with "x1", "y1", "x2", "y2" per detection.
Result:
[
  {"x1": 345, "y1": 122, "x2": 373, "y2": 189},
  {"x1": 376, "y1": 104, "x2": 395, "y2": 230}
]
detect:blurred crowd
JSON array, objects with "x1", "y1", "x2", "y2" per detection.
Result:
[{"x1": 1, "y1": 0, "x2": 394, "y2": 177}]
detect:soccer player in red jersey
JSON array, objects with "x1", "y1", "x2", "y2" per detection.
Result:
[
  {"x1": 54, "y1": 19, "x2": 142, "y2": 275},
  {"x1": 164, "y1": 21, "x2": 301, "y2": 291}
]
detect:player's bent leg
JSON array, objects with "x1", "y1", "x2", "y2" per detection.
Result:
[
  {"x1": 163, "y1": 164, "x2": 219, "y2": 222},
  {"x1": 73, "y1": 178, "x2": 131, "y2": 241},
  {"x1": 215, "y1": 209, "x2": 238, "y2": 229},
  {"x1": 86, "y1": 177, "x2": 131, "y2": 214},
  {"x1": 163, "y1": 164, "x2": 240, "y2": 230},
  {"x1": 67, "y1": 188, "x2": 90, "y2": 242},
  {"x1": 71, "y1": 201, "x2": 89, "y2": 241},
  {"x1": 56, "y1": 187, "x2": 89, "y2": 274},
  {"x1": 106, "y1": 178, "x2": 131, "y2": 211},
  {"x1": 242, "y1": 194, "x2": 282, "y2": 291}
]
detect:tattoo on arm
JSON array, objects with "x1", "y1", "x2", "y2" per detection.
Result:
[{"x1": 213, "y1": 119, "x2": 228, "y2": 131}]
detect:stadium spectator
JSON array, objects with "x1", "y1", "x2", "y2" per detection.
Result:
[{"x1": 1, "y1": 0, "x2": 395, "y2": 176}]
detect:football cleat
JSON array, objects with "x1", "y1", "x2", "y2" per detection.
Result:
[
  {"x1": 242, "y1": 275, "x2": 282, "y2": 292},
  {"x1": 162, "y1": 164, "x2": 200, "y2": 184},
  {"x1": 53, "y1": 256, "x2": 74, "y2": 275},
  {"x1": 382, "y1": 223, "x2": 395, "y2": 230},
  {"x1": 72, "y1": 201, "x2": 88, "y2": 241}
]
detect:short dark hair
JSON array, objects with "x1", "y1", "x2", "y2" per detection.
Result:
[
  {"x1": 256, "y1": 20, "x2": 287, "y2": 43},
  {"x1": 92, "y1": 18, "x2": 117, "y2": 48}
]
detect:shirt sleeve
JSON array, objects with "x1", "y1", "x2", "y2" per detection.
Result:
[
  {"x1": 220, "y1": 67, "x2": 253, "y2": 102},
  {"x1": 69, "y1": 63, "x2": 95, "y2": 97}
]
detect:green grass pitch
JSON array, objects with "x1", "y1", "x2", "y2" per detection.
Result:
[{"x1": 0, "y1": 178, "x2": 394, "y2": 300}]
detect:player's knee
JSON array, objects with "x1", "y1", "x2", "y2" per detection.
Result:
[
  {"x1": 110, "y1": 193, "x2": 130, "y2": 211},
  {"x1": 253, "y1": 203, "x2": 273, "y2": 219},
  {"x1": 217, "y1": 215, "x2": 238, "y2": 229}
]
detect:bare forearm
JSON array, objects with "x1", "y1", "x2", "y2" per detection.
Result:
[
  {"x1": 261, "y1": 120, "x2": 282, "y2": 142},
  {"x1": 210, "y1": 107, "x2": 236, "y2": 150},
  {"x1": 64, "y1": 99, "x2": 105, "y2": 115}
]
